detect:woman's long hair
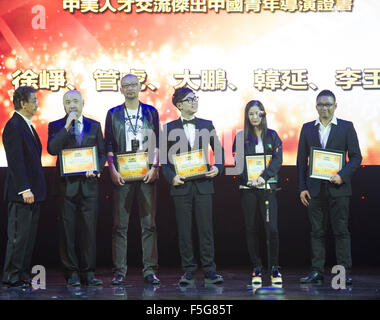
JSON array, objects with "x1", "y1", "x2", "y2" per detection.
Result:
[{"x1": 243, "y1": 100, "x2": 268, "y2": 144}]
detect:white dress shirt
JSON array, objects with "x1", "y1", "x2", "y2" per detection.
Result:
[
  {"x1": 314, "y1": 115, "x2": 337, "y2": 149},
  {"x1": 181, "y1": 116, "x2": 196, "y2": 148}
]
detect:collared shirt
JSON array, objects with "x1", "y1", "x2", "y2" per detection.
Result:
[
  {"x1": 15, "y1": 111, "x2": 35, "y2": 137},
  {"x1": 314, "y1": 115, "x2": 337, "y2": 149},
  {"x1": 181, "y1": 116, "x2": 196, "y2": 148}
]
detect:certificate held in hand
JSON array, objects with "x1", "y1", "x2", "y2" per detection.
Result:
[
  {"x1": 245, "y1": 154, "x2": 277, "y2": 187},
  {"x1": 60, "y1": 146, "x2": 99, "y2": 176},
  {"x1": 173, "y1": 149, "x2": 208, "y2": 180},
  {"x1": 116, "y1": 151, "x2": 149, "y2": 181},
  {"x1": 309, "y1": 147, "x2": 345, "y2": 181}
]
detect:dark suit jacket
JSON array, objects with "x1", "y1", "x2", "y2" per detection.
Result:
[
  {"x1": 2, "y1": 112, "x2": 46, "y2": 202},
  {"x1": 232, "y1": 129, "x2": 282, "y2": 190},
  {"x1": 161, "y1": 117, "x2": 225, "y2": 196},
  {"x1": 104, "y1": 102, "x2": 160, "y2": 165},
  {"x1": 297, "y1": 118, "x2": 362, "y2": 197},
  {"x1": 47, "y1": 116, "x2": 106, "y2": 198}
]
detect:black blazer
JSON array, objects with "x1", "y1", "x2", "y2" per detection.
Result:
[
  {"x1": 2, "y1": 112, "x2": 46, "y2": 202},
  {"x1": 161, "y1": 117, "x2": 224, "y2": 196},
  {"x1": 232, "y1": 129, "x2": 282, "y2": 189},
  {"x1": 297, "y1": 118, "x2": 362, "y2": 197},
  {"x1": 47, "y1": 116, "x2": 106, "y2": 198}
]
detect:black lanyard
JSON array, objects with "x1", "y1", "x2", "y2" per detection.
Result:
[{"x1": 125, "y1": 103, "x2": 141, "y2": 136}]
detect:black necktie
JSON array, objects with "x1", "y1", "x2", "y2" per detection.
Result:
[{"x1": 182, "y1": 118, "x2": 196, "y2": 125}]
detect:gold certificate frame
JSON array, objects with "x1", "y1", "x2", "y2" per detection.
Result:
[
  {"x1": 309, "y1": 147, "x2": 345, "y2": 180},
  {"x1": 116, "y1": 151, "x2": 149, "y2": 181},
  {"x1": 60, "y1": 146, "x2": 99, "y2": 176},
  {"x1": 174, "y1": 149, "x2": 208, "y2": 180},
  {"x1": 245, "y1": 154, "x2": 277, "y2": 184}
]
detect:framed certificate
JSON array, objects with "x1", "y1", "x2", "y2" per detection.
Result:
[
  {"x1": 173, "y1": 149, "x2": 208, "y2": 180},
  {"x1": 116, "y1": 151, "x2": 149, "y2": 181},
  {"x1": 309, "y1": 147, "x2": 345, "y2": 180},
  {"x1": 60, "y1": 146, "x2": 99, "y2": 176},
  {"x1": 246, "y1": 154, "x2": 277, "y2": 184}
]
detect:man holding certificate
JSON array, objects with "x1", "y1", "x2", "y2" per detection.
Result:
[
  {"x1": 47, "y1": 90, "x2": 106, "y2": 287},
  {"x1": 2, "y1": 86, "x2": 46, "y2": 288},
  {"x1": 105, "y1": 74, "x2": 160, "y2": 286},
  {"x1": 297, "y1": 90, "x2": 362, "y2": 285},
  {"x1": 161, "y1": 87, "x2": 224, "y2": 286}
]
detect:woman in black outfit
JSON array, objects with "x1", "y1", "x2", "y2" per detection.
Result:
[{"x1": 233, "y1": 100, "x2": 283, "y2": 285}]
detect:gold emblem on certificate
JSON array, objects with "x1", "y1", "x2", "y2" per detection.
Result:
[
  {"x1": 116, "y1": 152, "x2": 149, "y2": 181},
  {"x1": 173, "y1": 149, "x2": 208, "y2": 180},
  {"x1": 309, "y1": 147, "x2": 344, "y2": 180},
  {"x1": 60, "y1": 146, "x2": 99, "y2": 176},
  {"x1": 246, "y1": 155, "x2": 277, "y2": 184}
]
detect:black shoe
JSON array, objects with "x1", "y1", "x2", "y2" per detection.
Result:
[
  {"x1": 111, "y1": 274, "x2": 125, "y2": 286},
  {"x1": 204, "y1": 272, "x2": 224, "y2": 285},
  {"x1": 179, "y1": 272, "x2": 195, "y2": 286},
  {"x1": 84, "y1": 277, "x2": 103, "y2": 286},
  {"x1": 144, "y1": 274, "x2": 161, "y2": 285},
  {"x1": 67, "y1": 277, "x2": 81, "y2": 287},
  {"x1": 3, "y1": 280, "x2": 28, "y2": 289},
  {"x1": 300, "y1": 271, "x2": 324, "y2": 284}
]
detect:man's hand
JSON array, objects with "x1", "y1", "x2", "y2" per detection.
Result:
[
  {"x1": 205, "y1": 165, "x2": 219, "y2": 178},
  {"x1": 300, "y1": 190, "x2": 311, "y2": 207},
  {"x1": 330, "y1": 174, "x2": 343, "y2": 185},
  {"x1": 143, "y1": 167, "x2": 159, "y2": 184},
  {"x1": 172, "y1": 175, "x2": 185, "y2": 186},
  {"x1": 65, "y1": 111, "x2": 78, "y2": 131},
  {"x1": 110, "y1": 168, "x2": 125, "y2": 186},
  {"x1": 22, "y1": 191, "x2": 34, "y2": 204}
]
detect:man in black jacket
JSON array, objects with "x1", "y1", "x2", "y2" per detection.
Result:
[
  {"x1": 297, "y1": 90, "x2": 362, "y2": 285},
  {"x1": 161, "y1": 87, "x2": 224, "y2": 286},
  {"x1": 48, "y1": 90, "x2": 106, "y2": 286},
  {"x1": 105, "y1": 74, "x2": 160, "y2": 285},
  {"x1": 2, "y1": 86, "x2": 46, "y2": 288}
]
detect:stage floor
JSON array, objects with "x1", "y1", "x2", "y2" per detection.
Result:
[{"x1": 1, "y1": 268, "x2": 380, "y2": 300}]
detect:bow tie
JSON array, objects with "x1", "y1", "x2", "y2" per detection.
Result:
[{"x1": 182, "y1": 118, "x2": 196, "y2": 125}]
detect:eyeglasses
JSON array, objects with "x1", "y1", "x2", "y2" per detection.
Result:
[
  {"x1": 122, "y1": 83, "x2": 139, "y2": 89},
  {"x1": 180, "y1": 96, "x2": 199, "y2": 104},
  {"x1": 317, "y1": 103, "x2": 335, "y2": 108}
]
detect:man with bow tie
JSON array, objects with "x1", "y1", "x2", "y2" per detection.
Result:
[
  {"x1": 2, "y1": 86, "x2": 46, "y2": 288},
  {"x1": 47, "y1": 90, "x2": 106, "y2": 287},
  {"x1": 161, "y1": 87, "x2": 225, "y2": 286}
]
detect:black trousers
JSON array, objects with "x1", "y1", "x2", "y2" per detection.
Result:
[
  {"x1": 173, "y1": 183, "x2": 216, "y2": 274},
  {"x1": 2, "y1": 201, "x2": 40, "y2": 284},
  {"x1": 308, "y1": 183, "x2": 351, "y2": 274},
  {"x1": 240, "y1": 189, "x2": 279, "y2": 270},
  {"x1": 59, "y1": 192, "x2": 98, "y2": 280},
  {"x1": 112, "y1": 181, "x2": 158, "y2": 278}
]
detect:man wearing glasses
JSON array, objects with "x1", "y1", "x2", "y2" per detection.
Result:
[
  {"x1": 161, "y1": 87, "x2": 225, "y2": 286},
  {"x1": 105, "y1": 74, "x2": 160, "y2": 285},
  {"x1": 297, "y1": 90, "x2": 362, "y2": 285}
]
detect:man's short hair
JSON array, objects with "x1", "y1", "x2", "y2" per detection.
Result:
[
  {"x1": 172, "y1": 87, "x2": 193, "y2": 107},
  {"x1": 13, "y1": 86, "x2": 36, "y2": 111},
  {"x1": 316, "y1": 89, "x2": 336, "y2": 103}
]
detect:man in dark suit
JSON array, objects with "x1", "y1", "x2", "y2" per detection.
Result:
[
  {"x1": 2, "y1": 86, "x2": 46, "y2": 288},
  {"x1": 161, "y1": 87, "x2": 225, "y2": 286},
  {"x1": 47, "y1": 90, "x2": 106, "y2": 286},
  {"x1": 297, "y1": 90, "x2": 362, "y2": 285},
  {"x1": 105, "y1": 74, "x2": 160, "y2": 285}
]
